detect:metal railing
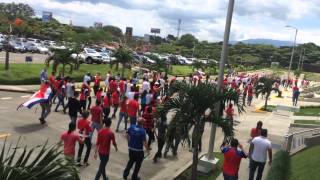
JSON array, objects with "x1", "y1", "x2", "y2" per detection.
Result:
[{"x1": 284, "y1": 127, "x2": 320, "y2": 155}]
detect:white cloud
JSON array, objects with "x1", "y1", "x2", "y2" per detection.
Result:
[{"x1": 2, "y1": 0, "x2": 320, "y2": 45}]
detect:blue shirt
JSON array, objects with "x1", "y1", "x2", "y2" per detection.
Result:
[{"x1": 128, "y1": 125, "x2": 146, "y2": 151}]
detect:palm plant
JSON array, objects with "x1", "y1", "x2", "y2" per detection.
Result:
[
  {"x1": 45, "y1": 48, "x2": 78, "y2": 75},
  {"x1": 254, "y1": 77, "x2": 279, "y2": 111},
  {"x1": 0, "y1": 138, "x2": 79, "y2": 180},
  {"x1": 113, "y1": 46, "x2": 133, "y2": 78},
  {"x1": 157, "y1": 82, "x2": 243, "y2": 180}
]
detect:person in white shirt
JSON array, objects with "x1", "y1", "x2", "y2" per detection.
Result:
[
  {"x1": 146, "y1": 91, "x2": 153, "y2": 105},
  {"x1": 83, "y1": 73, "x2": 91, "y2": 85},
  {"x1": 142, "y1": 78, "x2": 150, "y2": 92},
  {"x1": 249, "y1": 129, "x2": 272, "y2": 180}
]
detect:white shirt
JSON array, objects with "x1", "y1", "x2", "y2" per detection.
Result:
[
  {"x1": 127, "y1": 92, "x2": 135, "y2": 100},
  {"x1": 159, "y1": 78, "x2": 165, "y2": 88},
  {"x1": 251, "y1": 136, "x2": 272, "y2": 163},
  {"x1": 146, "y1": 93, "x2": 153, "y2": 105},
  {"x1": 142, "y1": 81, "x2": 150, "y2": 92},
  {"x1": 66, "y1": 82, "x2": 74, "y2": 98},
  {"x1": 83, "y1": 75, "x2": 91, "y2": 84}
]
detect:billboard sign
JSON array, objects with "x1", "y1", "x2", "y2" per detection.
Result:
[
  {"x1": 125, "y1": 27, "x2": 133, "y2": 37},
  {"x1": 151, "y1": 28, "x2": 160, "y2": 34},
  {"x1": 143, "y1": 34, "x2": 150, "y2": 42},
  {"x1": 94, "y1": 22, "x2": 103, "y2": 28},
  {"x1": 42, "y1": 11, "x2": 52, "y2": 23}
]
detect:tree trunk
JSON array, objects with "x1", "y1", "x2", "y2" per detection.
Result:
[
  {"x1": 191, "y1": 122, "x2": 200, "y2": 180},
  {"x1": 4, "y1": 49, "x2": 9, "y2": 70},
  {"x1": 121, "y1": 65, "x2": 125, "y2": 78},
  {"x1": 116, "y1": 62, "x2": 119, "y2": 71},
  {"x1": 62, "y1": 64, "x2": 65, "y2": 76},
  {"x1": 264, "y1": 93, "x2": 269, "y2": 110}
]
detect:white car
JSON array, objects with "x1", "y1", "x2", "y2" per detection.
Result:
[
  {"x1": 36, "y1": 45, "x2": 49, "y2": 54},
  {"x1": 74, "y1": 48, "x2": 103, "y2": 64}
]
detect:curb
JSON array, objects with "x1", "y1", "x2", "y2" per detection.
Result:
[{"x1": 0, "y1": 88, "x2": 35, "y2": 94}]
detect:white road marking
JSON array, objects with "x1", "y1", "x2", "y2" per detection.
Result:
[
  {"x1": 0, "y1": 97, "x2": 12, "y2": 100},
  {"x1": 21, "y1": 95, "x2": 31, "y2": 98}
]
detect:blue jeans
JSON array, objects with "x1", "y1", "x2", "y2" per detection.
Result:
[
  {"x1": 129, "y1": 116, "x2": 137, "y2": 126},
  {"x1": 116, "y1": 112, "x2": 128, "y2": 131},
  {"x1": 90, "y1": 121, "x2": 102, "y2": 140},
  {"x1": 249, "y1": 159, "x2": 265, "y2": 180},
  {"x1": 223, "y1": 173, "x2": 238, "y2": 180}
]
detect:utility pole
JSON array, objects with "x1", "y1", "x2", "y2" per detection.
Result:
[
  {"x1": 286, "y1": 26, "x2": 298, "y2": 80},
  {"x1": 301, "y1": 49, "x2": 305, "y2": 70},
  {"x1": 298, "y1": 48, "x2": 304, "y2": 71},
  {"x1": 177, "y1": 19, "x2": 181, "y2": 39},
  {"x1": 207, "y1": 0, "x2": 235, "y2": 160}
]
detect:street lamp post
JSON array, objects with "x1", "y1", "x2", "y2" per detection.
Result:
[{"x1": 286, "y1": 25, "x2": 298, "y2": 80}]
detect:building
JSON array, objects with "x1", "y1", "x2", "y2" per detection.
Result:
[{"x1": 94, "y1": 22, "x2": 103, "y2": 28}]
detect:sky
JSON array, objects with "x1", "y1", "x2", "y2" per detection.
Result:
[{"x1": 4, "y1": 0, "x2": 320, "y2": 45}]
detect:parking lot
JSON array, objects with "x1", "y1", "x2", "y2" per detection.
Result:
[{"x1": 0, "y1": 51, "x2": 48, "y2": 64}]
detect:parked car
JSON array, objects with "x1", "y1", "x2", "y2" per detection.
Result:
[
  {"x1": 72, "y1": 48, "x2": 103, "y2": 64},
  {"x1": 36, "y1": 45, "x2": 49, "y2": 54},
  {"x1": 24, "y1": 42, "x2": 38, "y2": 53},
  {"x1": 9, "y1": 41, "x2": 26, "y2": 53}
]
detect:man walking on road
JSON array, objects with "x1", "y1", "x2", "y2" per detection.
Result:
[
  {"x1": 249, "y1": 129, "x2": 272, "y2": 180},
  {"x1": 127, "y1": 94, "x2": 140, "y2": 125},
  {"x1": 123, "y1": 118, "x2": 149, "y2": 180},
  {"x1": 66, "y1": 91, "x2": 81, "y2": 124},
  {"x1": 94, "y1": 118, "x2": 118, "y2": 180},
  {"x1": 221, "y1": 138, "x2": 248, "y2": 180}
]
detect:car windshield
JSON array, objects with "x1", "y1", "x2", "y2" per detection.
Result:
[{"x1": 86, "y1": 49, "x2": 96, "y2": 53}]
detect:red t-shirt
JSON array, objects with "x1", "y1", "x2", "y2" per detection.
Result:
[
  {"x1": 247, "y1": 85, "x2": 253, "y2": 97},
  {"x1": 96, "y1": 128, "x2": 116, "y2": 155},
  {"x1": 226, "y1": 107, "x2": 234, "y2": 118},
  {"x1": 112, "y1": 92, "x2": 120, "y2": 105},
  {"x1": 222, "y1": 147, "x2": 247, "y2": 176},
  {"x1": 80, "y1": 83, "x2": 90, "y2": 100},
  {"x1": 96, "y1": 91, "x2": 102, "y2": 100},
  {"x1": 77, "y1": 118, "x2": 92, "y2": 136},
  {"x1": 49, "y1": 75, "x2": 55, "y2": 85},
  {"x1": 61, "y1": 131, "x2": 81, "y2": 156},
  {"x1": 54, "y1": 80, "x2": 61, "y2": 90},
  {"x1": 120, "y1": 99, "x2": 127, "y2": 112},
  {"x1": 127, "y1": 99, "x2": 139, "y2": 117},
  {"x1": 94, "y1": 76, "x2": 101, "y2": 86},
  {"x1": 250, "y1": 128, "x2": 261, "y2": 138},
  {"x1": 119, "y1": 80, "x2": 125, "y2": 93},
  {"x1": 143, "y1": 111, "x2": 154, "y2": 130},
  {"x1": 103, "y1": 96, "x2": 111, "y2": 108},
  {"x1": 109, "y1": 80, "x2": 117, "y2": 92},
  {"x1": 90, "y1": 105, "x2": 103, "y2": 123}
]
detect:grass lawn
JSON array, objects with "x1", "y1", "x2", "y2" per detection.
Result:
[
  {"x1": 0, "y1": 63, "x2": 199, "y2": 85},
  {"x1": 294, "y1": 120, "x2": 320, "y2": 125},
  {"x1": 289, "y1": 145, "x2": 320, "y2": 180},
  {"x1": 259, "y1": 105, "x2": 276, "y2": 112},
  {"x1": 294, "y1": 106, "x2": 320, "y2": 116},
  {"x1": 175, "y1": 153, "x2": 224, "y2": 180}
]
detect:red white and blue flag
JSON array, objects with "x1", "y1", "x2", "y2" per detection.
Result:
[{"x1": 18, "y1": 84, "x2": 52, "y2": 109}]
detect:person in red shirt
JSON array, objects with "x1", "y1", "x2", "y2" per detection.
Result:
[
  {"x1": 93, "y1": 73, "x2": 101, "y2": 96},
  {"x1": 94, "y1": 118, "x2": 118, "y2": 180},
  {"x1": 90, "y1": 100, "x2": 103, "y2": 137},
  {"x1": 96, "y1": 87, "x2": 103, "y2": 103},
  {"x1": 119, "y1": 78, "x2": 126, "y2": 95},
  {"x1": 221, "y1": 138, "x2": 247, "y2": 179},
  {"x1": 111, "y1": 90, "x2": 120, "y2": 119},
  {"x1": 49, "y1": 71, "x2": 56, "y2": 86},
  {"x1": 77, "y1": 112, "x2": 92, "y2": 166},
  {"x1": 61, "y1": 123, "x2": 83, "y2": 160},
  {"x1": 80, "y1": 81, "x2": 91, "y2": 112},
  {"x1": 103, "y1": 92, "x2": 112, "y2": 119},
  {"x1": 225, "y1": 103, "x2": 234, "y2": 121},
  {"x1": 250, "y1": 121, "x2": 263, "y2": 141},
  {"x1": 127, "y1": 94, "x2": 140, "y2": 125},
  {"x1": 142, "y1": 106, "x2": 155, "y2": 148},
  {"x1": 247, "y1": 83, "x2": 253, "y2": 106},
  {"x1": 108, "y1": 78, "x2": 117, "y2": 93},
  {"x1": 116, "y1": 96, "x2": 128, "y2": 132}
]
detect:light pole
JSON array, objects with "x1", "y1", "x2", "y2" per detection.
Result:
[
  {"x1": 207, "y1": 0, "x2": 235, "y2": 160},
  {"x1": 286, "y1": 25, "x2": 298, "y2": 80}
]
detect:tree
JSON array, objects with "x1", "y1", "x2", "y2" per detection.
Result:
[
  {"x1": 157, "y1": 82, "x2": 243, "y2": 180},
  {"x1": 254, "y1": 77, "x2": 279, "y2": 110},
  {"x1": 179, "y1": 34, "x2": 198, "y2": 49},
  {"x1": 166, "y1": 34, "x2": 176, "y2": 41},
  {"x1": 113, "y1": 46, "x2": 133, "y2": 78},
  {"x1": 102, "y1": 25, "x2": 123, "y2": 38},
  {"x1": 0, "y1": 138, "x2": 79, "y2": 180},
  {"x1": 192, "y1": 60, "x2": 204, "y2": 71},
  {"x1": 0, "y1": 3, "x2": 34, "y2": 18},
  {"x1": 45, "y1": 49, "x2": 78, "y2": 75}
]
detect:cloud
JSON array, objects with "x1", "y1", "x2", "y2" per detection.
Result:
[{"x1": 2, "y1": 0, "x2": 320, "y2": 45}]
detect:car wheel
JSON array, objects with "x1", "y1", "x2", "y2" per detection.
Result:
[{"x1": 86, "y1": 57, "x2": 93, "y2": 64}]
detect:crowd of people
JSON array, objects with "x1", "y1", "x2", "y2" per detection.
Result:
[{"x1": 35, "y1": 68, "x2": 307, "y2": 180}]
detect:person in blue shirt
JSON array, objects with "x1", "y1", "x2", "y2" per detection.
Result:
[{"x1": 123, "y1": 118, "x2": 149, "y2": 180}]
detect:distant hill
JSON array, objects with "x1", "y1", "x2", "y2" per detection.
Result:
[{"x1": 230, "y1": 39, "x2": 293, "y2": 47}]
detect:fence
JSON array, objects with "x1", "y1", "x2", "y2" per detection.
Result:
[{"x1": 284, "y1": 127, "x2": 320, "y2": 155}]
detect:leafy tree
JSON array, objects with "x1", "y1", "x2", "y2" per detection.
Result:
[
  {"x1": 113, "y1": 46, "x2": 133, "y2": 78},
  {"x1": 45, "y1": 48, "x2": 78, "y2": 74},
  {"x1": 0, "y1": 3, "x2": 34, "y2": 18},
  {"x1": 192, "y1": 61, "x2": 204, "y2": 71},
  {"x1": 0, "y1": 138, "x2": 79, "y2": 180},
  {"x1": 157, "y1": 82, "x2": 243, "y2": 180},
  {"x1": 166, "y1": 34, "x2": 176, "y2": 41},
  {"x1": 179, "y1": 34, "x2": 198, "y2": 49},
  {"x1": 254, "y1": 77, "x2": 279, "y2": 110},
  {"x1": 102, "y1": 25, "x2": 123, "y2": 38}
]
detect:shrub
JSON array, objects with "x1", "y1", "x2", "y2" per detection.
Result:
[{"x1": 266, "y1": 150, "x2": 290, "y2": 180}]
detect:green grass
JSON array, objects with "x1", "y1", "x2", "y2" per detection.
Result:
[
  {"x1": 171, "y1": 65, "x2": 194, "y2": 76},
  {"x1": 294, "y1": 120, "x2": 320, "y2": 125},
  {"x1": 267, "y1": 150, "x2": 290, "y2": 180},
  {"x1": 289, "y1": 145, "x2": 320, "y2": 180},
  {"x1": 259, "y1": 105, "x2": 276, "y2": 112},
  {"x1": 175, "y1": 153, "x2": 223, "y2": 180},
  {"x1": 294, "y1": 106, "x2": 320, "y2": 116}
]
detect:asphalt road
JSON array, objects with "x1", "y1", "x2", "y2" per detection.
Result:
[
  {"x1": 0, "y1": 91, "x2": 200, "y2": 180},
  {"x1": 0, "y1": 51, "x2": 48, "y2": 64}
]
